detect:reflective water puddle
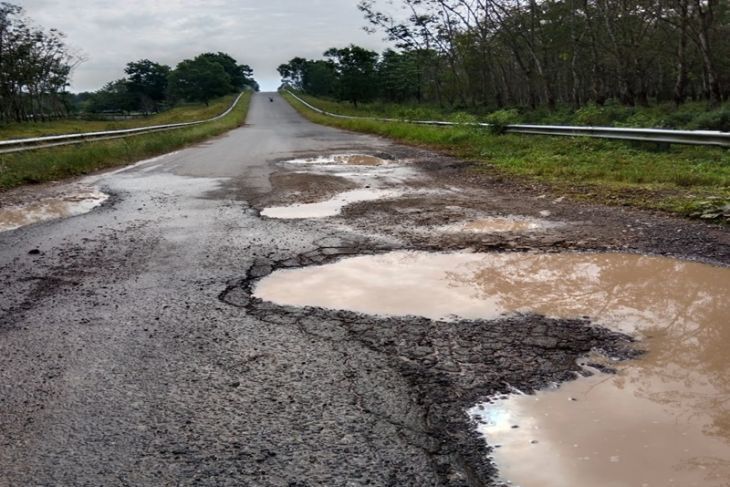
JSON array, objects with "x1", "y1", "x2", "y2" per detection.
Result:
[
  {"x1": 254, "y1": 251, "x2": 730, "y2": 486},
  {"x1": 261, "y1": 188, "x2": 404, "y2": 219},
  {"x1": 0, "y1": 189, "x2": 108, "y2": 232},
  {"x1": 440, "y1": 216, "x2": 558, "y2": 234},
  {"x1": 286, "y1": 153, "x2": 389, "y2": 166}
]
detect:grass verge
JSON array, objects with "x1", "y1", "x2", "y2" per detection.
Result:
[
  {"x1": 291, "y1": 93, "x2": 730, "y2": 132},
  {"x1": 0, "y1": 93, "x2": 251, "y2": 191},
  {"x1": 0, "y1": 95, "x2": 240, "y2": 140},
  {"x1": 284, "y1": 92, "x2": 729, "y2": 220}
]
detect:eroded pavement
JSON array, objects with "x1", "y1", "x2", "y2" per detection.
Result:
[{"x1": 1, "y1": 92, "x2": 728, "y2": 486}]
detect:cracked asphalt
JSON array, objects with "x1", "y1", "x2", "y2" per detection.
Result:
[{"x1": 1, "y1": 92, "x2": 727, "y2": 486}]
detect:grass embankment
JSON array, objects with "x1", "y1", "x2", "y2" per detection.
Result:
[
  {"x1": 0, "y1": 93, "x2": 250, "y2": 191},
  {"x1": 0, "y1": 96, "x2": 239, "y2": 140},
  {"x1": 291, "y1": 93, "x2": 730, "y2": 132},
  {"x1": 284, "y1": 92, "x2": 729, "y2": 219}
]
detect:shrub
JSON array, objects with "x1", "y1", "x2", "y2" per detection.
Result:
[
  {"x1": 689, "y1": 108, "x2": 730, "y2": 132},
  {"x1": 485, "y1": 109, "x2": 521, "y2": 134}
]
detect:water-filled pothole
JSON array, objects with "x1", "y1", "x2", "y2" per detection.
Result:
[
  {"x1": 260, "y1": 188, "x2": 404, "y2": 219},
  {"x1": 254, "y1": 251, "x2": 730, "y2": 486},
  {"x1": 0, "y1": 188, "x2": 109, "y2": 232},
  {"x1": 286, "y1": 153, "x2": 390, "y2": 166}
]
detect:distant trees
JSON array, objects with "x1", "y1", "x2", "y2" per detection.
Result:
[
  {"x1": 352, "y1": 0, "x2": 730, "y2": 109},
  {"x1": 279, "y1": 45, "x2": 380, "y2": 105},
  {"x1": 125, "y1": 59, "x2": 170, "y2": 112},
  {"x1": 0, "y1": 2, "x2": 82, "y2": 123},
  {"x1": 325, "y1": 45, "x2": 379, "y2": 105},
  {"x1": 281, "y1": 0, "x2": 728, "y2": 111},
  {"x1": 85, "y1": 52, "x2": 257, "y2": 114},
  {"x1": 167, "y1": 56, "x2": 233, "y2": 106},
  {"x1": 278, "y1": 57, "x2": 337, "y2": 97}
]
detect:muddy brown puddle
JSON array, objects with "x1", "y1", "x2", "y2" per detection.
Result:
[
  {"x1": 254, "y1": 251, "x2": 730, "y2": 486},
  {"x1": 0, "y1": 188, "x2": 108, "y2": 232}
]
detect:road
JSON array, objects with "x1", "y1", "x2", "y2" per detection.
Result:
[{"x1": 1, "y1": 92, "x2": 727, "y2": 487}]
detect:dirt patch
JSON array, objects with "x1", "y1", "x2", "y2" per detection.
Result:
[{"x1": 339, "y1": 156, "x2": 729, "y2": 264}]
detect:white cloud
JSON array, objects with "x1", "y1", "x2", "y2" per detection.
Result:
[{"x1": 18, "y1": 0, "x2": 391, "y2": 91}]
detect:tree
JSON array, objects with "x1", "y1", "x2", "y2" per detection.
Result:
[
  {"x1": 167, "y1": 56, "x2": 233, "y2": 105},
  {"x1": 86, "y1": 79, "x2": 138, "y2": 113},
  {"x1": 324, "y1": 45, "x2": 379, "y2": 106},
  {"x1": 199, "y1": 52, "x2": 257, "y2": 91},
  {"x1": 0, "y1": 2, "x2": 81, "y2": 122},
  {"x1": 124, "y1": 59, "x2": 170, "y2": 112},
  {"x1": 355, "y1": 0, "x2": 729, "y2": 109}
]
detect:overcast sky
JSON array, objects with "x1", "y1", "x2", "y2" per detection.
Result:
[{"x1": 19, "y1": 0, "x2": 392, "y2": 92}]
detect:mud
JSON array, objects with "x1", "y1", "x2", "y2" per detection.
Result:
[
  {"x1": 266, "y1": 172, "x2": 358, "y2": 205},
  {"x1": 439, "y1": 216, "x2": 559, "y2": 234},
  {"x1": 338, "y1": 155, "x2": 729, "y2": 262}
]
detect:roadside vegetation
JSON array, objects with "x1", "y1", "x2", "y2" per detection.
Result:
[
  {"x1": 284, "y1": 92, "x2": 729, "y2": 220},
  {"x1": 0, "y1": 93, "x2": 251, "y2": 191},
  {"x1": 289, "y1": 93, "x2": 730, "y2": 132},
  {"x1": 0, "y1": 96, "x2": 240, "y2": 140},
  {"x1": 280, "y1": 1, "x2": 730, "y2": 113}
]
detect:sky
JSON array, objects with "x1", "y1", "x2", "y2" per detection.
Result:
[{"x1": 18, "y1": 0, "x2": 392, "y2": 92}]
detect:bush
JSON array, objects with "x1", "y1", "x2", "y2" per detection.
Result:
[
  {"x1": 448, "y1": 112, "x2": 478, "y2": 124},
  {"x1": 485, "y1": 109, "x2": 521, "y2": 134},
  {"x1": 689, "y1": 108, "x2": 730, "y2": 132}
]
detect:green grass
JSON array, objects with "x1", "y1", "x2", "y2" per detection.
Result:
[
  {"x1": 292, "y1": 92, "x2": 730, "y2": 132},
  {"x1": 0, "y1": 93, "x2": 251, "y2": 191},
  {"x1": 0, "y1": 95, "x2": 239, "y2": 140},
  {"x1": 284, "y1": 92, "x2": 730, "y2": 219}
]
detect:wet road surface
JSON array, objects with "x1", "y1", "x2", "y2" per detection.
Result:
[{"x1": 1, "y1": 92, "x2": 728, "y2": 486}]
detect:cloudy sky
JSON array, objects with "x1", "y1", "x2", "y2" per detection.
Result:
[{"x1": 19, "y1": 0, "x2": 392, "y2": 92}]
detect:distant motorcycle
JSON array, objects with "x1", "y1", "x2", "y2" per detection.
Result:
[{"x1": 269, "y1": 97, "x2": 274, "y2": 103}]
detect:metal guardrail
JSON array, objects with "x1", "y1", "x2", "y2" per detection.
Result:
[
  {"x1": 286, "y1": 91, "x2": 730, "y2": 148},
  {"x1": 0, "y1": 93, "x2": 245, "y2": 154}
]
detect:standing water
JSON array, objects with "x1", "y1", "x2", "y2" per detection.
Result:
[
  {"x1": 254, "y1": 251, "x2": 730, "y2": 486},
  {"x1": 0, "y1": 188, "x2": 108, "y2": 232}
]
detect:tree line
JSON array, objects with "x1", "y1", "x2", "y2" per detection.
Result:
[
  {"x1": 1, "y1": 2, "x2": 258, "y2": 124},
  {"x1": 83, "y1": 52, "x2": 258, "y2": 114},
  {"x1": 0, "y1": 2, "x2": 82, "y2": 123},
  {"x1": 281, "y1": 0, "x2": 729, "y2": 111}
]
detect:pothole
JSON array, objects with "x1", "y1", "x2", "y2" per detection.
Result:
[
  {"x1": 439, "y1": 216, "x2": 559, "y2": 234},
  {"x1": 253, "y1": 250, "x2": 730, "y2": 486},
  {"x1": 0, "y1": 188, "x2": 109, "y2": 232},
  {"x1": 260, "y1": 188, "x2": 405, "y2": 219},
  {"x1": 286, "y1": 153, "x2": 391, "y2": 166}
]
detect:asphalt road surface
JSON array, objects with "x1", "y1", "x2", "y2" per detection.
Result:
[{"x1": 1, "y1": 93, "x2": 725, "y2": 487}]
